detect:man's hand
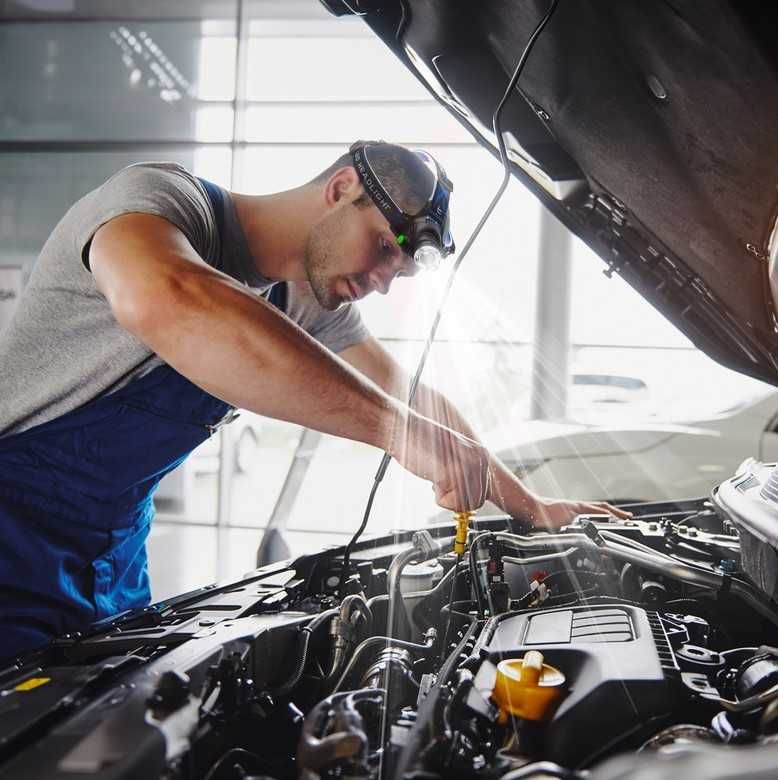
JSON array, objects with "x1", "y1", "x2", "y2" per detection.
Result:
[
  {"x1": 389, "y1": 410, "x2": 490, "y2": 513},
  {"x1": 339, "y1": 339, "x2": 631, "y2": 523},
  {"x1": 517, "y1": 495, "x2": 632, "y2": 531},
  {"x1": 487, "y1": 460, "x2": 633, "y2": 530}
]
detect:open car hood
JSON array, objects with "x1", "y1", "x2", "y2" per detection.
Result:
[{"x1": 323, "y1": 0, "x2": 778, "y2": 385}]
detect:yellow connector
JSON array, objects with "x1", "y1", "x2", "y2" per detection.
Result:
[{"x1": 453, "y1": 511, "x2": 473, "y2": 556}]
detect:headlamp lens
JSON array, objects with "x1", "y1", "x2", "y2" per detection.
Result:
[{"x1": 414, "y1": 244, "x2": 443, "y2": 271}]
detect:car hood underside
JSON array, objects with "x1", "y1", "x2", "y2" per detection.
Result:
[{"x1": 337, "y1": 0, "x2": 778, "y2": 384}]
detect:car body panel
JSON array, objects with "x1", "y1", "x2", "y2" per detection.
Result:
[{"x1": 498, "y1": 391, "x2": 778, "y2": 501}]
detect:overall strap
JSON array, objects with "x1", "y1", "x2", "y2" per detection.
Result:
[
  {"x1": 198, "y1": 177, "x2": 226, "y2": 240},
  {"x1": 267, "y1": 280, "x2": 288, "y2": 312},
  {"x1": 197, "y1": 176, "x2": 287, "y2": 314}
]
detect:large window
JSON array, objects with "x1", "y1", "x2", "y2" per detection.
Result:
[{"x1": 1, "y1": 0, "x2": 768, "y2": 599}]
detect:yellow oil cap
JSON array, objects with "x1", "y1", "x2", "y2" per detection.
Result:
[{"x1": 491, "y1": 651, "x2": 565, "y2": 723}]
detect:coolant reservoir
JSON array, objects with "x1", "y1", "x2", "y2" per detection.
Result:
[
  {"x1": 399, "y1": 559, "x2": 444, "y2": 593},
  {"x1": 491, "y1": 651, "x2": 566, "y2": 723}
]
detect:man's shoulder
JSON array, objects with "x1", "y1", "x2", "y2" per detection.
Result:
[
  {"x1": 59, "y1": 159, "x2": 219, "y2": 273},
  {"x1": 104, "y1": 161, "x2": 201, "y2": 193}
]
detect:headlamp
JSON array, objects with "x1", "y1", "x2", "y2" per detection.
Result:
[{"x1": 350, "y1": 142, "x2": 455, "y2": 270}]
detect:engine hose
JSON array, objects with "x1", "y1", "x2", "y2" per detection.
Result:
[
  {"x1": 392, "y1": 619, "x2": 479, "y2": 780},
  {"x1": 500, "y1": 762, "x2": 583, "y2": 780},
  {"x1": 386, "y1": 535, "x2": 451, "y2": 640},
  {"x1": 332, "y1": 631, "x2": 436, "y2": 694},
  {"x1": 325, "y1": 594, "x2": 373, "y2": 683},
  {"x1": 269, "y1": 608, "x2": 339, "y2": 696},
  {"x1": 297, "y1": 689, "x2": 386, "y2": 775}
]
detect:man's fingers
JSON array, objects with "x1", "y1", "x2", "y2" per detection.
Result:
[
  {"x1": 595, "y1": 502, "x2": 633, "y2": 520},
  {"x1": 581, "y1": 501, "x2": 633, "y2": 520},
  {"x1": 434, "y1": 486, "x2": 468, "y2": 512},
  {"x1": 433, "y1": 483, "x2": 484, "y2": 514},
  {"x1": 432, "y1": 439, "x2": 490, "y2": 513},
  {"x1": 399, "y1": 412, "x2": 490, "y2": 514}
]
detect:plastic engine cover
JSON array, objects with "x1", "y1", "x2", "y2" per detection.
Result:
[{"x1": 475, "y1": 604, "x2": 676, "y2": 767}]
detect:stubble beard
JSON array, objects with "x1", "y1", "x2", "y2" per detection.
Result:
[{"x1": 303, "y1": 211, "x2": 347, "y2": 311}]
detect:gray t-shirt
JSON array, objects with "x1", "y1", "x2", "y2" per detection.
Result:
[{"x1": 0, "y1": 162, "x2": 369, "y2": 437}]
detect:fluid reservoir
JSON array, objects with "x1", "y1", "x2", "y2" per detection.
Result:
[
  {"x1": 400, "y1": 559, "x2": 445, "y2": 640},
  {"x1": 491, "y1": 651, "x2": 566, "y2": 723},
  {"x1": 399, "y1": 559, "x2": 444, "y2": 594}
]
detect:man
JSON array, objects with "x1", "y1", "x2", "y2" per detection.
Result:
[{"x1": 0, "y1": 140, "x2": 627, "y2": 661}]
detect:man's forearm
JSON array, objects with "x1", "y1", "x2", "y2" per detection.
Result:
[
  {"x1": 411, "y1": 383, "x2": 539, "y2": 520},
  {"x1": 91, "y1": 212, "x2": 405, "y2": 453},
  {"x1": 123, "y1": 272, "x2": 403, "y2": 452}
]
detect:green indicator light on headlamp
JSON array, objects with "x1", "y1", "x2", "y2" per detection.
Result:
[{"x1": 396, "y1": 234, "x2": 407, "y2": 246}]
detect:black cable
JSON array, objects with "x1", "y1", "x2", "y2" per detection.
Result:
[
  {"x1": 202, "y1": 748, "x2": 263, "y2": 780},
  {"x1": 490, "y1": 0, "x2": 560, "y2": 169},
  {"x1": 340, "y1": 0, "x2": 368, "y2": 15},
  {"x1": 339, "y1": 463, "x2": 386, "y2": 596},
  {"x1": 339, "y1": 0, "x2": 561, "y2": 596},
  {"x1": 268, "y1": 608, "x2": 338, "y2": 696},
  {"x1": 440, "y1": 553, "x2": 462, "y2": 657},
  {"x1": 469, "y1": 532, "x2": 492, "y2": 618}
]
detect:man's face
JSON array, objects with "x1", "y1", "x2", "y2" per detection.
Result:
[{"x1": 304, "y1": 191, "x2": 420, "y2": 311}]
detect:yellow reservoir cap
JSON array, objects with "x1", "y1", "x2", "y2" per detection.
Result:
[{"x1": 491, "y1": 651, "x2": 565, "y2": 723}]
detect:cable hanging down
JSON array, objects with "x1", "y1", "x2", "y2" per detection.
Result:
[{"x1": 339, "y1": 0, "x2": 561, "y2": 595}]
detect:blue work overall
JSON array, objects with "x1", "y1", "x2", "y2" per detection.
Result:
[
  {"x1": 0, "y1": 179, "x2": 285, "y2": 661},
  {"x1": 0, "y1": 365, "x2": 232, "y2": 659}
]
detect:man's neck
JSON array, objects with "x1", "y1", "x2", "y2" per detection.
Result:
[{"x1": 229, "y1": 187, "x2": 317, "y2": 282}]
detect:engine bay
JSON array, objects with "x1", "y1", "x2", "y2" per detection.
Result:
[{"x1": 4, "y1": 464, "x2": 778, "y2": 779}]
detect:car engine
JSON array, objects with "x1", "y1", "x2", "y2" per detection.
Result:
[{"x1": 4, "y1": 463, "x2": 778, "y2": 779}]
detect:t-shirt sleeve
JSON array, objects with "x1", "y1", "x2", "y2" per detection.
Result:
[
  {"x1": 74, "y1": 162, "x2": 215, "y2": 270},
  {"x1": 283, "y1": 282, "x2": 370, "y2": 354}
]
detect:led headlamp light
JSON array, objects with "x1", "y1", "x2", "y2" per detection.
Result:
[{"x1": 350, "y1": 142, "x2": 455, "y2": 271}]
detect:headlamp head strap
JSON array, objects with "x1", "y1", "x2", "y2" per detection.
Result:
[
  {"x1": 351, "y1": 144, "x2": 410, "y2": 237},
  {"x1": 349, "y1": 141, "x2": 455, "y2": 264}
]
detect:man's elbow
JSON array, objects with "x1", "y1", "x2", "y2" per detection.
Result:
[
  {"x1": 107, "y1": 275, "x2": 186, "y2": 342},
  {"x1": 89, "y1": 212, "x2": 205, "y2": 341}
]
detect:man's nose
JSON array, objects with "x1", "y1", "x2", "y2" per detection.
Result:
[{"x1": 370, "y1": 265, "x2": 396, "y2": 296}]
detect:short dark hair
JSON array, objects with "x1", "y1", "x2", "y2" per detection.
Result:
[{"x1": 310, "y1": 140, "x2": 436, "y2": 215}]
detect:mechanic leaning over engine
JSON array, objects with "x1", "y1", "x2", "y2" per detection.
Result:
[{"x1": 0, "y1": 140, "x2": 627, "y2": 661}]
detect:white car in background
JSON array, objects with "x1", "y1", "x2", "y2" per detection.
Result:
[{"x1": 495, "y1": 387, "x2": 778, "y2": 504}]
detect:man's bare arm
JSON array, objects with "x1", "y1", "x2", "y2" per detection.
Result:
[
  {"x1": 90, "y1": 213, "x2": 399, "y2": 448},
  {"x1": 340, "y1": 337, "x2": 631, "y2": 527},
  {"x1": 89, "y1": 213, "x2": 490, "y2": 511}
]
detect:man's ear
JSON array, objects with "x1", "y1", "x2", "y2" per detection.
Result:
[{"x1": 324, "y1": 166, "x2": 361, "y2": 206}]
